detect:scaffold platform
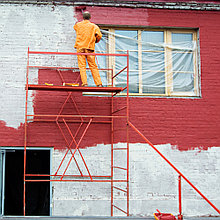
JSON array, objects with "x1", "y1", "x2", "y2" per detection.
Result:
[{"x1": 27, "y1": 84, "x2": 124, "y2": 93}]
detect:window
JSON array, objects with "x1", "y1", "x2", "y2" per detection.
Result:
[{"x1": 94, "y1": 28, "x2": 199, "y2": 97}]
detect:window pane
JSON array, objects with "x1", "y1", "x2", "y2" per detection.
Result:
[
  {"x1": 93, "y1": 32, "x2": 108, "y2": 86},
  {"x1": 95, "y1": 33, "x2": 107, "y2": 70},
  {"x1": 115, "y1": 51, "x2": 138, "y2": 70},
  {"x1": 115, "y1": 30, "x2": 138, "y2": 51},
  {"x1": 172, "y1": 33, "x2": 193, "y2": 42},
  {"x1": 117, "y1": 71, "x2": 139, "y2": 93},
  {"x1": 115, "y1": 30, "x2": 138, "y2": 92},
  {"x1": 142, "y1": 31, "x2": 165, "y2": 94},
  {"x1": 142, "y1": 31, "x2": 164, "y2": 51},
  {"x1": 172, "y1": 52, "x2": 193, "y2": 72},
  {"x1": 173, "y1": 72, "x2": 194, "y2": 92},
  {"x1": 172, "y1": 33, "x2": 195, "y2": 93},
  {"x1": 142, "y1": 71, "x2": 165, "y2": 94},
  {"x1": 142, "y1": 52, "x2": 165, "y2": 71}
]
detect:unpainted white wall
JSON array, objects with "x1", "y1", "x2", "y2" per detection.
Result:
[
  {"x1": 0, "y1": 4, "x2": 77, "y2": 128},
  {"x1": 52, "y1": 143, "x2": 220, "y2": 217}
]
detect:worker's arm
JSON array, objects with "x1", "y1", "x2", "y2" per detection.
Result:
[
  {"x1": 74, "y1": 23, "x2": 78, "y2": 31},
  {"x1": 95, "y1": 26, "x2": 102, "y2": 43}
]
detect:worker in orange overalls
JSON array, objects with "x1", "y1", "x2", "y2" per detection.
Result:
[{"x1": 74, "y1": 11, "x2": 103, "y2": 87}]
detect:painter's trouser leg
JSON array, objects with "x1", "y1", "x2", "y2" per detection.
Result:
[
  {"x1": 86, "y1": 49, "x2": 102, "y2": 86},
  {"x1": 77, "y1": 48, "x2": 87, "y2": 86}
]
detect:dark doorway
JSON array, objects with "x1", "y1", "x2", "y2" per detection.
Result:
[{"x1": 4, "y1": 149, "x2": 50, "y2": 216}]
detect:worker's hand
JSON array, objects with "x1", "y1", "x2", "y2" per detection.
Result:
[{"x1": 95, "y1": 34, "x2": 101, "y2": 43}]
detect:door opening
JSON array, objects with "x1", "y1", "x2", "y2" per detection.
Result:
[{"x1": 3, "y1": 149, "x2": 50, "y2": 216}]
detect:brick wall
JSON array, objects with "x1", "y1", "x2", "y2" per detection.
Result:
[
  {"x1": 0, "y1": 3, "x2": 76, "y2": 145},
  {"x1": 0, "y1": 3, "x2": 219, "y2": 217}
]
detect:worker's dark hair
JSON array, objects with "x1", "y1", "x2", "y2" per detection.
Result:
[{"x1": 83, "y1": 11, "x2": 91, "y2": 20}]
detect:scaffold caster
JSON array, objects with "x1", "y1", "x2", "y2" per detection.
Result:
[
  {"x1": 154, "y1": 209, "x2": 177, "y2": 220},
  {"x1": 178, "y1": 214, "x2": 183, "y2": 220}
]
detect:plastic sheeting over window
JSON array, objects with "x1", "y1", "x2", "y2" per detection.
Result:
[{"x1": 92, "y1": 29, "x2": 199, "y2": 97}]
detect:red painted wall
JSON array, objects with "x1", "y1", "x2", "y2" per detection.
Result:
[
  {"x1": 1, "y1": 6, "x2": 220, "y2": 151},
  {"x1": 75, "y1": 7, "x2": 220, "y2": 150}
]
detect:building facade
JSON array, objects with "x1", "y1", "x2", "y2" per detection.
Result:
[{"x1": 0, "y1": 0, "x2": 220, "y2": 217}]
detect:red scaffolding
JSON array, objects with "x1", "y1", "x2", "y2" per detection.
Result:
[
  {"x1": 24, "y1": 48, "x2": 220, "y2": 217},
  {"x1": 24, "y1": 48, "x2": 130, "y2": 216}
]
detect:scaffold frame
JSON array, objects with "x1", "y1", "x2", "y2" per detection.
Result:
[
  {"x1": 24, "y1": 48, "x2": 130, "y2": 216},
  {"x1": 24, "y1": 48, "x2": 220, "y2": 218}
]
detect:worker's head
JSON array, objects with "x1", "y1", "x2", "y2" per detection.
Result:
[{"x1": 83, "y1": 11, "x2": 91, "y2": 20}]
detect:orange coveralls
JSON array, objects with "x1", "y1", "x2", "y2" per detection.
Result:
[{"x1": 74, "y1": 20, "x2": 102, "y2": 86}]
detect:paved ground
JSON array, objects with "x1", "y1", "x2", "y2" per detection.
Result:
[{"x1": 0, "y1": 216, "x2": 219, "y2": 220}]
